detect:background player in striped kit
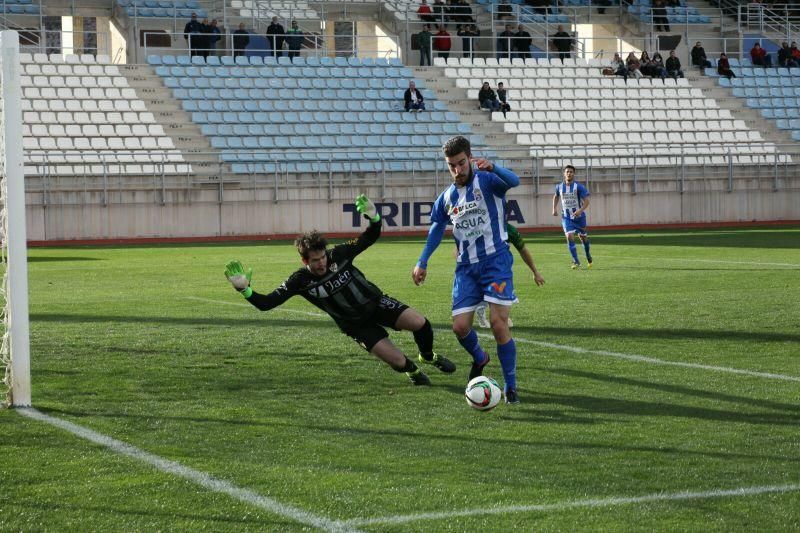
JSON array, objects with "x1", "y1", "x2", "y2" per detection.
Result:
[
  {"x1": 553, "y1": 164, "x2": 593, "y2": 269},
  {"x1": 225, "y1": 195, "x2": 456, "y2": 386},
  {"x1": 412, "y1": 136, "x2": 523, "y2": 404}
]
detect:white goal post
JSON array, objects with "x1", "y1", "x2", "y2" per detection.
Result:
[{"x1": 1, "y1": 30, "x2": 32, "y2": 407}]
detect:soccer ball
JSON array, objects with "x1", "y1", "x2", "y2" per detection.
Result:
[{"x1": 465, "y1": 376, "x2": 502, "y2": 411}]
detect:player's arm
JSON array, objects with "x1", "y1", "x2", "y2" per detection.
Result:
[
  {"x1": 507, "y1": 225, "x2": 544, "y2": 286},
  {"x1": 337, "y1": 195, "x2": 383, "y2": 259},
  {"x1": 573, "y1": 196, "x2": 590, "y2": 218},
  {"x1": 552, "y1": 191, "x2": 560, "y2": 216},
  {"x1": 473, "y1": 158, "x2": 519, "y2": 191},
  {"x1": 224, "y1": 260, "x2": 295, "y2": 310},
  {"x1": 412, "y1": 220, "x2": 446, "y2": 285}
]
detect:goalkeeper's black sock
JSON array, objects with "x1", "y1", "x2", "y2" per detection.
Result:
[
  {"x1": 395, "y1": 357, "x2": 418, "y2": 373},
  {"x1": 414, "y1": 319, "x2": 435, "y2": 360}
]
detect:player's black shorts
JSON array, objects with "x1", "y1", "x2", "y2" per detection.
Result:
[{"x1": 339, "y1": 294, "x2": 409, "y2": 352}]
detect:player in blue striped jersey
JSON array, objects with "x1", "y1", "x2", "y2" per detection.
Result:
[
  {"x1": 412, "y1": 136, "x2": 523, "y2": 404},
  {"x1": 552, "y1": 164, "x2": 593, "y2": 269}
]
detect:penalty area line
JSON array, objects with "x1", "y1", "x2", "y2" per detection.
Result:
[
  {"x1": 344, "y1": 483, "x2": 800, "y2": 527},
  {"x1": 17, "y1": 408, "x2": 360, "y2": 533}
]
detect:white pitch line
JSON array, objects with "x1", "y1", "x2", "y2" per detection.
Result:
[
  {"x1": 185, "y1": 296, "x2": 327, "y2": 317},
  {"x1": 344, "y1": 483, "x2": 800, "y2": 527},
  {"x1": 186, "y1": 296, "x2": 800, "y2": 382},
  {"x1": 17, "y1": 408, "x2": 359, "y2": 533},
  {"x1": 472, "y1": 332, "x2": 800, "y2": 382}
]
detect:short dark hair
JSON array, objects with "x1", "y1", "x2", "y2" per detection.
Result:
[
  {"x1": 295, "y1": 230, "x2": 327, "y2": 259},
  {"x1": 563, "y1": 164, "x2": 576, "y2": 172},
  {"x1": 498, "y1": 82, "x2": 504, "y2": 86},
  {"x1": 442, "y1": 136, "x2": 471, "y2": 158}
]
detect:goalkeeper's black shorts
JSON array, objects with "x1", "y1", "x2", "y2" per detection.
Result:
[{"x1": 339, "y1": 294, "x2": 409, "y2": 352}]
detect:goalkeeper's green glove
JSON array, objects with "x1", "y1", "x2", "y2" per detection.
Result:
[
  {"x1": 355, "y1": 194, "x2": 380, "y2": 223},
  {"x1": 225, "y1": 260, "x2": 253, "y2": 298}
]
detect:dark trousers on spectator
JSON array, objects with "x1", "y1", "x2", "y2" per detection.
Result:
[
  {"x1": 438, "y1": 51, "x2": 449, "y2": 59},
  {"x1": 420, "y1": 47, "x2": 431, "y2": 66}
]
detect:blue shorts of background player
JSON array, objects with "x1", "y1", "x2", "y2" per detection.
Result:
[
  {"x1": 452, "y1": 248, "x2": 518, "y2": 315},
  {"x1": 561, "y1": 213, "x2": 587, "y2": 236}
]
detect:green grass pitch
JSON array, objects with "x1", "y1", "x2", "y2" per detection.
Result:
[{"x1": 2, "y1": 226, "x2": 799, "y2": 531}]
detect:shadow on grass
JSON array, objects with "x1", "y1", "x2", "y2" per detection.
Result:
[
  {"x1": 30, "y1": 313, "x2": 800, "y2": 345},
  {"x1": 544, "y1": 367, "x2": 800, "y2": 414},
  {"x1": 4, "y1": 500, "x2": 292, "y2": 528},
  {"x1": 40, "y1": 406, "x2": 800, "y2": 464}
]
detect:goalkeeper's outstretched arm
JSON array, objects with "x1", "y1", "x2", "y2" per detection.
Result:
[{"x1": 225, "y1": 260, "x2": 295, "y2": 310}]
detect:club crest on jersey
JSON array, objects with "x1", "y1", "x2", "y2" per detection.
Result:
[
  {"x1": 474, "y1": 190, "x2": 483, "y2": 202},
  {"x1": 329, "y1": 262, "x2": 339, "y2": 273}
]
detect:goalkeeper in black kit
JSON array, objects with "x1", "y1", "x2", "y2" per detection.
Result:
[{"x1": 224, "y1": 195, "x2": 456, "y2": 386}]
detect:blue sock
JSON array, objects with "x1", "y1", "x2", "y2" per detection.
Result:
[
  {"x1": 568, "y1": 240, "x2": 579, "y2": 264},
  {"x1": 458, "y1": 329, "x2": 487, "y2": 364},
  {"x1": 496, "y1": 339, "x2": 517, "y2": 390},
  {"x1": 583, "y1": 238, "x2": 592, "y2": 262}
]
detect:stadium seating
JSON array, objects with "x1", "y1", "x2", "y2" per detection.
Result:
[
  {"x1": 627, "y1": 0, "x2": 711, "y2": 25},
  {"x1": 0, "y1": 0, "x2": 39, "y2": 14},
  {"x1": 117, "y1": 0, "x2": 207, "y2": 18},
  {"x1": 438, "y1": 57, "x2": 788, "y2": 168},
  {"x1": 710, "y1": 60, "x2": 800, "y2": 143},
  {"x1": 19, "y1": 53, "x2": 192, "y2": 176},
  {"x1": 229, "y1": 0, "x2": 317, "y2": 21},
  {"x1": 149, "y1": 55, "x2": 490, "y2": 174}
]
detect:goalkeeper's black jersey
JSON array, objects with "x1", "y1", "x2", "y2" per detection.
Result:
[{"x1": 245, "y1": 220, "x2": 385, "y2": 325}]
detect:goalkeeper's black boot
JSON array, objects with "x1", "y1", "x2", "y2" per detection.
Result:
[
  {"x1": 418, "y1": 352, "x2": 456, "y2": 374},
  {"x1": 468, "y1": 351, "x2": 490, "y2": 382},
  {"x1": 406, "y1": 368, "x2": 431, "y2": 386}
]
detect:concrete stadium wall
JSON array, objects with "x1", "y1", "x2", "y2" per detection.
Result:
[{"x1": 24, "y1": 177, "x2": 800, "y2": 241}]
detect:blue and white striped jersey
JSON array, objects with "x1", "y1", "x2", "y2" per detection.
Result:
[
  {"x1": 430, "y1": 169, "x2": 514, "y2": 264},
  {"x1": 555, "y1": 181, "x2": 590, "y2": 219}
]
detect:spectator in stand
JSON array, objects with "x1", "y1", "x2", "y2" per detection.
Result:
[
  {"x1": 717, "y1": 52, "x2": 736, "y2": 79},
  {"x1": 404, "y1": 81, "x2": 426, "y2": 112},
  {"x1": 610, "y1": 52, "x2": 628, "y2": 80},
  {"x1": 498, "y1": 24, "x2": 514, "y2": 59},
  {"x1": 286, "y1": 20, "x2": 303, "y2": 60},
  {"x1": 457, "y1": 24, "x2": 479, "y2": 59},
  {"x1": 418, "y1": 0, "x2": 436, "y2": 22},
  {"x1": 777, "y1": 42, "x2": 799, "y2": 68},
  {"x1": 665, "y1": 50, "x2": 684, "y2": 79},
  {"x1": 691, "y1": 41, "x2": 712, "y2": 68},
  {"x1": 432, "y1": 0, "x2": 447, "y2": 24},
  {"x1": 595, "y1": 0, "x2": 610, "y2": 14},
  {"x1": 514, "y1": 25, "x2": 532, "y2": 59},
  {"x1": 626, "y1": 51, "x2": 643, "y2": 78},
  {"x1": 651, "y1": 52, "x2": 668, "y2": 80},
  {"x1": 183, "y1": 13, "x2": 203, "y2": 57},
  {"x1": 197, "y1": 19, "x2": 211, "y2": 59},
  {"x1": 478, "y1": 81, "x2": 500, "y2": 111},
  {"x1": 791, "y1": 42, "x2": 800, "y2": 66},
  {"x1": 652, "y1": 0, "x2": 671, "y2": 32},
  {"x1": 455, "y1": 0, "x2": 473, "y2": 27},
  {"x1": 497, "y1": 82, "x2": 511, "y2": 117},
  {"x1": 639, "y1": 50, "x2": 653, "y2": 76},
  {"x1": 750, "y1": 42, "x2": 772, "y2": 68},
  {"x1": 266, "y1": 17, "x2": 285, "y2": 57},
  {"x1": 205, "y1": 19, "x2": 221, "y2": 58},
  {"x1": 552, "y1": 25, "x2": 573, "y2": 61},
  {"x1": 418, "y1": 24, "x2": 433, "y2": 65},
  {"x1": 497, "y1": 1, "x2": 514, "y2": 19},
  {"x1": 233, "y1": 23, "x2": 250, "y2": 57},
  {"x1": 433, "y1": 25, "x2": 452, "y2": 60}
]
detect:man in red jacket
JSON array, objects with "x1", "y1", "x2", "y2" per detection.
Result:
[{"x1": 433, "y1": 25, "x2": 452, "y2": 60}]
